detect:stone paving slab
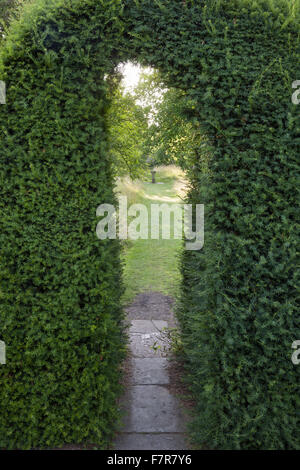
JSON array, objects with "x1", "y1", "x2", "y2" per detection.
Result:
[
  {"x1": 120, "y1": 385, "x2": 185, "y2": 433},
  {"x1": 129, "y1": 332, "x2": 169, "y2": 357},
  {"x1": 132, "y1": 358, "x2": 169, "y2": 385},
  {"x1": 130, "y1": 320, "x2": 168, "y2": 334},
  {"x1": 125, "y1": 292, "x2": 175, "y2": 324},
  {"x1": 114, "y1": 295, "x2": 187, "y2": 450},
  {"x1": 114, "y1": 433, "x2": 187, "y2": 450}
]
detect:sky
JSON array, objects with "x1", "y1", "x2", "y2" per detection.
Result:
[
  {"x1": 117, "y1": 61, "x2": 167, "y2": 125},
  {"x1": 118, "y1": 62, "x2": 151, "y2": 94}
]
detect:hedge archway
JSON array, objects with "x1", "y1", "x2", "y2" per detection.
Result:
[{"x1": 0, "y1": 0, "x2": 299, "y2": 449}]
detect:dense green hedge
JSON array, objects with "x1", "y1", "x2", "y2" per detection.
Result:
[
  {"x1": 0, "y1": 0, "x2": 127, "y2": 449},
  {"x1": 0, "y1": 0, "x2": 299, "y2": 449},
  {"x1": 173, "y1": 1, "x2": 300, "y2": 449}
]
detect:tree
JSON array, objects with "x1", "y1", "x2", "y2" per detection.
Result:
[
  {"x1": 106, "y1": 72, "x2": 148, "y2": 178},
  {"x1": 134, "y1": 70, "x2": 202, "y2": 170}
]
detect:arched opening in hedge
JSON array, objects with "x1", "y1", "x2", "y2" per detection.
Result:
[{"x1": 0, "y1": 0, "x2": 299, "y2": 450}]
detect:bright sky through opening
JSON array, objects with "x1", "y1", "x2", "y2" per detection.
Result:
[
  {"x1": 119, "y1": 62, "x2": 151, "y2": 94},
  {"x1": 118, "y1": 61, "x2": 167, "y2": 125}
]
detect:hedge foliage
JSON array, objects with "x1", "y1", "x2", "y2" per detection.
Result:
[
  {"x1": 0, "y1": 0, "x2": 299, "y2": 449},
  {"x1": 0, "y1": 0, "x2": 127, "y2": 449}
]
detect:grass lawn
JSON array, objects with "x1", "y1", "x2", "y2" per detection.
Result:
[{"x1": 116, "y1": 166, "x2": 187, "y2": 305}]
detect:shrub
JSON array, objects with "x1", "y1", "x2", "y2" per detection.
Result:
[
  {"x1": 0, "y1": 0, "x2": 126, "y2": 449},
  {"x1": 0, "y1": 0, "x2": 299, "y2": 449},
  {"x1": 176, "y1": 0, "x2": 300, "y2": 450}
]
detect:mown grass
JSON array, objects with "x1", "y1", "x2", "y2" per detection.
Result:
[{"x1": 115, "y1": 165, "x2": 187, "y2": 305}]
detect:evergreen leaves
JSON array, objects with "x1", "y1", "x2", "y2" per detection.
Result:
[{"x1": 0, "y1": 0, "x2": 299, "y2": 449}]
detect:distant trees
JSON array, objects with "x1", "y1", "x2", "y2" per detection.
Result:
[
  {"x1": 106, "y1": 72, "x2": 148, "y2": 178},
  {"x1": 106, "y1": 67, "x2": 203, "y2": 177},
  {"x1": 134, "y1": 70, "x2": 202, "y2": 170}
]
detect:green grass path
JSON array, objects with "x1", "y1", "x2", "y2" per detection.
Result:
[{"x1": 119, "y1": 167, "x2": 185, "y2": 305}]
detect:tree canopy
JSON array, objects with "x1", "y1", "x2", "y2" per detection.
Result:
[
  {"x1": 133, "y1": 70, "x2": 202, "y2": 169},
  {"x1": 106, "y1": 70, "x2": 148, "y2": 179}
]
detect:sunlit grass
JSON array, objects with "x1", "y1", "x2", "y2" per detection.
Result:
[
  {"x1": 117, "y1": 165, "x2": 187, "y2": 305},
  {"x1": 153, "y1": 164, "x2": 185, "y2": 180}
]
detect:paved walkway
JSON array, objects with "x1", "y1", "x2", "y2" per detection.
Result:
[{"x1": 113, "y1": 293, "x2": 188, "y2": 450}]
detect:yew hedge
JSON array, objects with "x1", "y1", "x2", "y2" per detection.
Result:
[{"x1": 0, "y1": 0, "x2": 299, "y2": 449}]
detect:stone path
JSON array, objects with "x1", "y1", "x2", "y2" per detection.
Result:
[{"x1": 113, "y1": 293, "x2": 188, "y2": 450}]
